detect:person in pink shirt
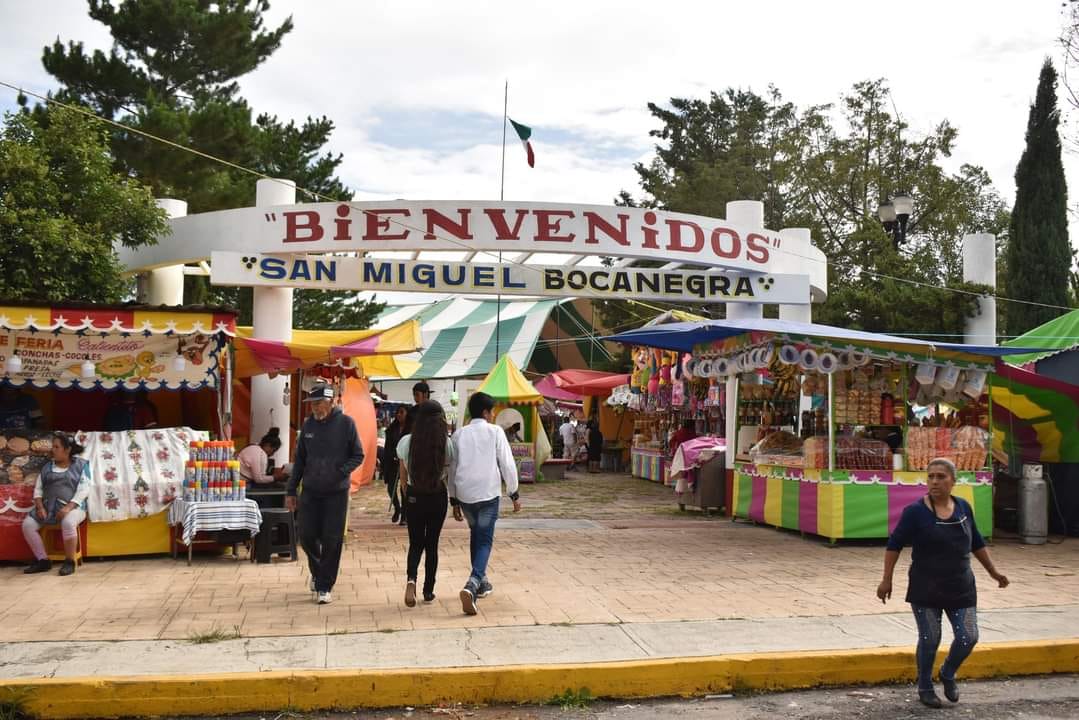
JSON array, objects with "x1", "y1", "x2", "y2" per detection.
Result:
[{"x1": 237, "y1": 428, "x2": 288, "y2": 486}]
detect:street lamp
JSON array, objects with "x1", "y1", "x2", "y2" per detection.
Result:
[{"x1": 877, "y1": 194, "x2": 914, "y2": 248}]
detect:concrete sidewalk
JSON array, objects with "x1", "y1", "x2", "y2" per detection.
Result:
[{"x1": 2, "y1": 605, "x2": 1079, "y2": 679}]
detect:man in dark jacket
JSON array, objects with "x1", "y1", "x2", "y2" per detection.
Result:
[{"x1": 286, "y1": 384, "x2": 364, "y2": 604}]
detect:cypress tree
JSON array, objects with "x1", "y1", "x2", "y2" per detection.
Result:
[{"x1": 1006, "y1": 59, "x2": 1072, "y2": 334}]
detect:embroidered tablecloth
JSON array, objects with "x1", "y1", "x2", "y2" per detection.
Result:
[
  {"x1": 167, "y1": 499, "x2": 262, "y2": 545},
  {"x1": 77, "y1": 427, "x2": 208, "y2": 522}
]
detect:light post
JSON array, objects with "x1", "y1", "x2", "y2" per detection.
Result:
[{"x1": 877, "y1": 194, "x2": 914, "y2": 248}]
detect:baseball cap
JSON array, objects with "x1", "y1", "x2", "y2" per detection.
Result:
[
  {"x1": 412, "y1": 382, "x2": 431, "y2": 394},
  {"x1": 303, "y1": 383, "x2": 335, "y2": 402}
]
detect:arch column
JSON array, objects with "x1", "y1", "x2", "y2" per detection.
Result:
[
  {"x1": 250, "y1": 179, "x2": 296, "y2": 466},
  {"x1": 145, "y1": 199, "x2": 188, "y2": 305},
  {"x1": 778, "y1": 227, "x2": 814, "y2": 324},
  {"x1": 724, "y1": 201, "x2": 765, "y2": 321},
  {"x1": 962, "y1": 233, "x2": 997, "y2": 346}
]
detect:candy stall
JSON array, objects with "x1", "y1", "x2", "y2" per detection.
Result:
[{"x1": 609, "y1": 318, "x2": 1038, "y2": 540}]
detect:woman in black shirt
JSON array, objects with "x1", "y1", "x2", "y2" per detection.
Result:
[{"x1": 877, "y1": 457, "x2": 1010, "y2": 708}]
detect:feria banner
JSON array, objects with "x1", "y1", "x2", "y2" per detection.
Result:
[{"x1": 0, "y1": 330, "x2": 224, "y2": 390}]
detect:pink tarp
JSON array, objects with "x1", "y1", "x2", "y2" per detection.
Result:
[
  {"x1": 535, "y1": 375, "x2": 582, "y2": 402},
  {"x1": 549, "y1": 370, "x2": 630, "y2": 396}
]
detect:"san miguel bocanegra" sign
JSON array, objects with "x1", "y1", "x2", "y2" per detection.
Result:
[{"x1": 210, "y1": 252, "x2": 809, "y2": 304}]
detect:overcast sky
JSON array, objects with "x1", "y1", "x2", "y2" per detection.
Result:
[{"x1": 2, "y1": 0, "x2": 1077, "y2": 253}]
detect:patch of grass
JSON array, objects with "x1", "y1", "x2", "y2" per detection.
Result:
[
  {"x1": 377, "y1": 628, "x2": 397, "y2": 634},
  {"x1": 0, "y1": 688, "x2": 32, "y2": 720},
  {"x1": 328, "y1": 628, "x2": 351, "y2": 635},
  {"x1": 547, "y1": 688, "x2": 594, "y2": 710},
  {"x1": 187, "y1": 624, "x2": 242, "y2": 644}
]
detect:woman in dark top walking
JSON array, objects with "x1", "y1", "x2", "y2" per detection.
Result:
[
  {"x1": 396, "y1": 400, "x2": 454, "y2": 606},
  {"x1": 586, "y1": 419, "x2": 603, "y2": 473},
  {"x1": 383, "y1": 406, "x2": 409, "y2": 525},
  {"x1": 877, "y1": 457, "x2": 1009, "y2": 708}
]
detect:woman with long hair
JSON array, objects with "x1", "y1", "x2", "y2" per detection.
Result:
[{"x1": 396, "y1": 400, "x2": 454, "y2": 606}]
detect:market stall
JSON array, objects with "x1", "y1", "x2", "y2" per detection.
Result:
[
  {"x1": 474, "y1": 355, "x2": 551, "y2": 483},
  {"x1": 548, "y1": 370, "x2": 634, "y2": 473},
  {"x1": 0, "y1": 302, "x2": 236, "y2": 559},
  {"x1": 608, "y1": 318, "x2": 1040, "y2": 540}
]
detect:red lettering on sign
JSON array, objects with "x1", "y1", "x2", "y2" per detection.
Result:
[
  {"x1": 641, "y1": 212, "x2": 660, "y2": 249},
  {"x1": 584, "y1": 212, "x2": 629, "y2": 246},
  {"x1": 282, "y1": 211, "x2": 324, "y2": 243},
  {"x1": 710, "y1": 227, "x2": 741, "y2": 259},
  {"x1": 333, "y1": 204, "x2": 352, "y2": 241},
  {"x1": 746, "y1": 233, "x2": 770, "y2": 264},
  {"x1": 484, "y1": 209, "x2": 529, "y2": 240},
  {"x1": 534, "y1": 210, "x2": 576, "y2": 242},
  {"x1": 362, "y1": 210, "x2": 411, "y2": 241},
  {"x1": 423, "y1": 209, "x2": 473, "y2": 241},
  {"x1": 665, "y1": 220, "x2": 705, "y2": 253}
]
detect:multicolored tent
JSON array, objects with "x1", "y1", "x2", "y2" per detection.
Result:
[
  {"x1": 233, "y1": 322, "x2": 421, "y2": 378},
  {"x1": 476, "y1": 355, "x2": 542, "y2": 405},
  {"x1": 991, "y1": 361, "x2": 1079, "y2": 464},
  {"x1": 1001, "y1": 308, "x2": 1079, "y2": 366}
]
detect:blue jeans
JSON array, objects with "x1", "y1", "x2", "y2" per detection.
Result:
[
  {"x1": 459, "y1": 497, "x2": 499, "y2": 588},
  {"x1": 911, "y1": 605, "x2": 979, "y2": 691}
]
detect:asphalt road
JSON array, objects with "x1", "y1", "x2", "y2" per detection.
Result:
[{"x1": 162, "y1": 674, "x2": 1079, "y2": 720}]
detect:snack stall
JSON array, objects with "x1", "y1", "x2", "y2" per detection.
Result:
[
  {"x1": 0, "y1": 302, "x2": 236, "y2": 559},
  {"x1": 608, "y1": 318, "x2": 1038, "y2": 540}
]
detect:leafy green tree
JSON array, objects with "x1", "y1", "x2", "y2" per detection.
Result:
[
  {"x1": 616, "y1": 80, "x2": 1008, "y2": 341},
  {"x1": 1004, "y1": 59, "x2": 1072, "y2": 335},
  {"x1": 0, "y1": 107, "x2": 167, "y2": 302},
  {"x1": 41, "y1": 0, "x2": 382, "y2": 326}
]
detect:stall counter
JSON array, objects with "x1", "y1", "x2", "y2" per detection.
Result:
[
  {"x1": 732, "y1": 462, "x2": 993, "y2": 541},
  {"x1": 631, "y1": 446, "x2": 670, "y2": 484}
]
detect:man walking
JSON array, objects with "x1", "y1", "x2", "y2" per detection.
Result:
[
  {"x1": 286, "y1": 383, "x2": 364, "y2": 604},
  {"x1": 448, "y1": 391, "x2": 520, "y2": 615}
]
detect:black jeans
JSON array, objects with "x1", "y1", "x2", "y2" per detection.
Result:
[
  {"x1": 405, "y1": 487, "x2": 448, "y2": 594},
  {"x1": 385, "y1": 475, "x2": 402, "y2": 515},
  {"x1": 298, "y1": 490, "x2": 349, "y2": 593}
]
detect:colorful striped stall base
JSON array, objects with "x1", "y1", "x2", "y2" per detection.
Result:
[
  {"x1": 733, "y1": 463, "x2": 993, "y2": 541},
  {"x1": 631, "y1": 448, "x2": 668, "y2": 483}
]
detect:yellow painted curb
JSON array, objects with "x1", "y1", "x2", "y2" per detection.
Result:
[{"x1": 4, "y1": 639, "x2": 1078, "y2": 719}]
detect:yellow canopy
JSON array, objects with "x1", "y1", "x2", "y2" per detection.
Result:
[{"x1": 233, "y1": 321, "x2": 422, "y2": 378}]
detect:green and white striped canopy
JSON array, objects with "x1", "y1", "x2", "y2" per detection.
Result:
[{"x1": 371, "y1": 298, "x2": 559, "y2": 379}]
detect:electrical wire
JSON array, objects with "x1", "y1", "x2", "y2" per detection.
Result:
[{"x1": 2, "y1": 79, "x2": 1073, "y2": 317}]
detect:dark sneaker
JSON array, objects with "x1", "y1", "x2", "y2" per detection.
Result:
[
  {"x1": 423, "y1": 591, "x2": 436, "y2": 603},
  {"x1": 477, "y1": 579, "x2": 493, "y2": 598},
  {"x1": 58, "y1": 560, "x2": 76, "y2": 576},
  {"x1": 23, "y1": 559, "x2": 52, "y2": 574},
  {"x1": 391, "y1": 510, "x2": 400, "y2": 524},
  {"x1": 459, "y1": 585, "x2": 477, "y2": 615},
  {"x1": 404, "y1": 580, "x2": 417, "y2": 607},
  {"x1": 918, "y1": 690, "x2": 943, "y2": 709},
  {"x1": 941, "y1": 677, "x2": 959, "y2": 703}
]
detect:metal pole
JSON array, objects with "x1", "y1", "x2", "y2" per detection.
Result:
[{"x1": 496, "y1": 80, "x2": 507, "y2": 359}]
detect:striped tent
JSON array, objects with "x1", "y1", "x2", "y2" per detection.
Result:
[
  {"x1": 991, "y1": 361, "x2": 1079, "y2": 464},
  {"x1": 476, "y1": 355, "x2": 543, "y2": 405},
  {"x1": 371, "y1": 298, "x2": 560, "y2": 379}
]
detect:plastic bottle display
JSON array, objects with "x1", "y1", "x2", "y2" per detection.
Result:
[{"x1": 184, "y1": 442, "x2": 243, "y2": 502}]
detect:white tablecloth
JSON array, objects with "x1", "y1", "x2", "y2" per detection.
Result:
[{"x1": 167, "y1": 499, "x2": 263, "y2": 545}]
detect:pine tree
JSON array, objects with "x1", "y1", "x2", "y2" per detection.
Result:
[
  {"x1": 1005, "y1": 59, "x2": 1072, "y2": 335},
  {"x1": 40, "y1": 1, "x2": 383, "y2": 327}
]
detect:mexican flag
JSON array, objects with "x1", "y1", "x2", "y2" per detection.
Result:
[{"x1": 509, "y1": 118, "x2": 535, "y2": 168}]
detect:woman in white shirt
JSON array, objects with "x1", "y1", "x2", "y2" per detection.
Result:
[{"x1": 397, "y1": 400, "x2": 455, "y2": 606}]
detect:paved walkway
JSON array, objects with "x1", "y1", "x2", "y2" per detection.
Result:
[{"x1": 2, "y1": 471, "x2": 1078, "y2": 644}]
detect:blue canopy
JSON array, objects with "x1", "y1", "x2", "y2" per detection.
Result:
[{"x1": 604, "y1": 318, "x2": 1046, "y2": 358}]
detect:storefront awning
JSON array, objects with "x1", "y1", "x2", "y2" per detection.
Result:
[
  {"x1": 233, "y1": 321, "x2": 421, "y2": 378},
  {"x1": 1001, "y1": 308, "x2": 1079, "y2": 366},
  {"x1": 371, "y1": 298, "x2": 559, "y2": 379},
  {"x1": 606, "y1": 318, "x2": 1046, "y2": 366},
  {"x1": 550, "y1": 369, "x2": 631, "y2": 396}
]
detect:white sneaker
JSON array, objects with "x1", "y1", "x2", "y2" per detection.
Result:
[{"x1": 317, "y1": 591, "x2": 332, "y2": 604}]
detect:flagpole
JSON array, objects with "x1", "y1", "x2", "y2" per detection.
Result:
[{"x1": 496, "y1": 80, "x2": 507, "y2": 360}]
